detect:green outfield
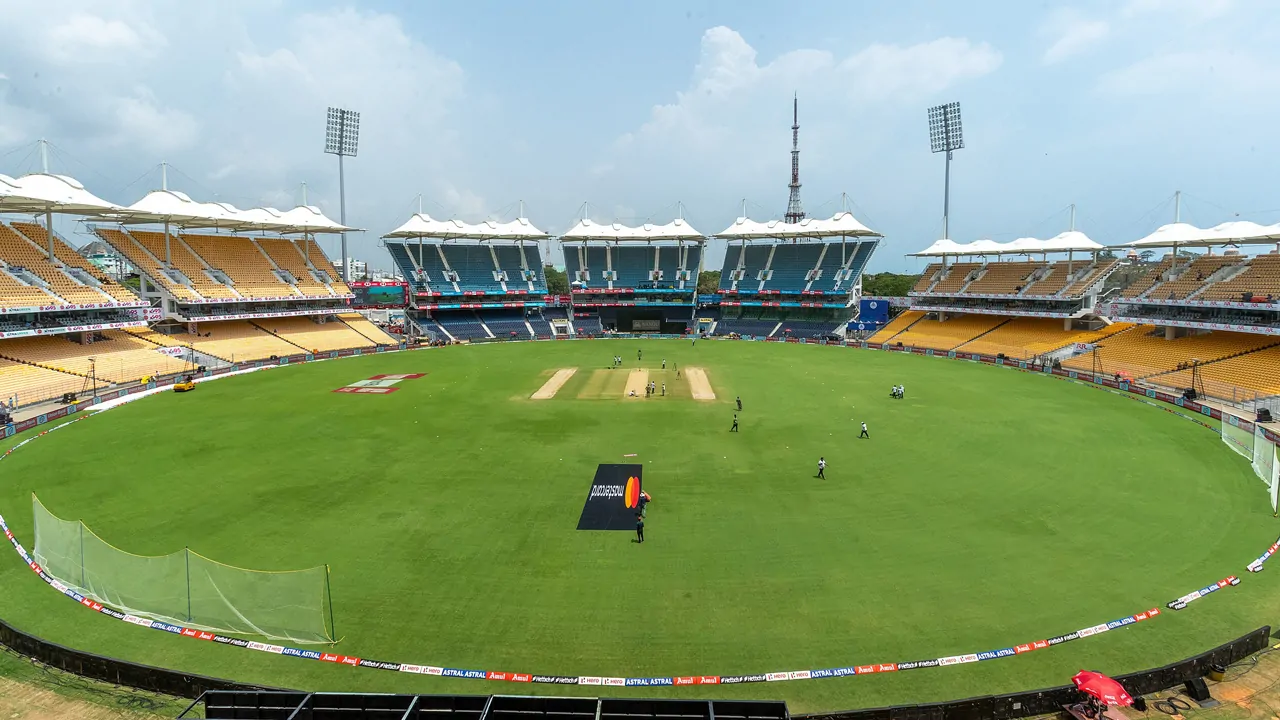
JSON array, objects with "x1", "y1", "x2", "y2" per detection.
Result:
[{"x1": 0, "y1": 339, "x2": 1277, "y2": 713}]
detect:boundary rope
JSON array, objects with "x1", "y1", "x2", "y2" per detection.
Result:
[{"x1": 0, "y1": 339, "x2": 1273, "y2": 688}]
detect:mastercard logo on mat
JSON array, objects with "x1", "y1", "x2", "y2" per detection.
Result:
[{"x1": 624, "y1": 477, "x2": 640, "y2": 508}]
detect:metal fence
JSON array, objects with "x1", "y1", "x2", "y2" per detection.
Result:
[{"x1": 184, "y1": 692, "x2": 791, "y2": 720}]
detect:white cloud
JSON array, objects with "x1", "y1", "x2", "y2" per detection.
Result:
[
  {"x1": 839, "y1": 38, "x2": 1003, "y2": 99},
  {"x1": 600, "y1": 27, "x2": 1000, "y2": 193},
  {"x1": 43, "y1": 12, "x2": 163, "y2": 65},
  {"x1": 1098, "y1": 49, "x2": 1277, "y2": 95},
  {"x1": 1121, "y1": 0, "x2": 1233, "y2": 20},
  {"x1": 1042, "y1": 10, "x2": 1110, "y2": 64},
  {"x1": 109, "y1": 88, "x2": 198, "y2": 153},
  {"x1": 221, "y1": 9, "x2": 466, "y2": 188},
  {"x1": 437, "y1": 183, "x2": 488, "y2": 219}
]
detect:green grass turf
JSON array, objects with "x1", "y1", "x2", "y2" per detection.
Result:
[{"x1": 0, "y1": 339, "x2": 1277, "y2": 714}]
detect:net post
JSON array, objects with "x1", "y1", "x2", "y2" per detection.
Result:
[
  {"x1": 185, "y1": 547, "x2": 192, "y2": 622},
  {"x1": 325, "y1": 564, "x2": 336, "y2": 644}
]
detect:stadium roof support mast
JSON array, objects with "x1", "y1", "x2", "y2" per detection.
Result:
[
  {"x1": 928, "y1": 102, "x2": 964, "y2": 242},
  {"x1": 324, "y1": 107, "x2": 360, "y2": 282},
  {"x1": 785, "y1": 94, "x2": 805, "y2": 224},
  {"x1": 37, "y1": 139, "x2": 56, "y2": 259}
]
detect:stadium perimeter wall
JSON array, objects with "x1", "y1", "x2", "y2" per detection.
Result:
[
  {"x1": 0, "y1": 336, "x2": 1277, "y2": 716},
  {"x1": 0, "y1": 610, "x2": 1268, "y2": 716}
]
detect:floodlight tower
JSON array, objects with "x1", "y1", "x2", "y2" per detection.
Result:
[
  {"x1": 324, "y1": 107, "x2": 360, "y2": 282},
  {"x1": 927, "y1": 102, "x2": 964, "y2": 239}
]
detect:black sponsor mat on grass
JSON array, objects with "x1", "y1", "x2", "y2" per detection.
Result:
[{"x1": 577, "y1": 464, "x2": 643, "y2": 530}]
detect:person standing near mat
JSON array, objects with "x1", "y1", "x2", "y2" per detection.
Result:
[{"x1": 635, "y1": 514, "x2": 645, "y2": 543}]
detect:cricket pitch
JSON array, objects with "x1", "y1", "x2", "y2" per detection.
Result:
[
  {"x1": 623, "y1": 369, "x2": 650, "y2": 399},
  {"x1": 685, "y1": 367, "x2": 716, "y2": 400},
  {"x1": 531, "y1": 368, "x2": 577, "y2": 400}
]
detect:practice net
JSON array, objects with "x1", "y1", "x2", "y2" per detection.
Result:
[
  {"x1": 32, "y1": 495, "x2": 333, "y2": 644},
  {"x1": 1253, "y1": 426, "x2": 1279, "y2": 514}
]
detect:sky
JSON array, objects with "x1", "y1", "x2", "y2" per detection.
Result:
[{"x1": 2, "y1": 0, "x2": 1279, "y2": 274}]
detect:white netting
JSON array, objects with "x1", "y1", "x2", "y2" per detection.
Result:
[
  {"x1": 1254, "y1": 427, "x2": 1279, "y2": 514},
  {"x1": 1223, "y1": 415, "x2": 1256, "y2": 459},
  {"x1": 32, "y1": 495, "x2": 332, "y2": 643}
]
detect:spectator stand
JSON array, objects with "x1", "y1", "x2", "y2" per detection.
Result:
[
  {"x1": 1108, "y1": 219, "x2": 1280, "y2": 338},
  {"x1": 382, "y1": 210, "x2": 552, "y2": 342},
  {"x1": 0, "y1": 169, "x2": 152, "y2": 343},
  {"x1": 707, "y1": 209, "x2": 880, "y2": 339},
  {"x1": 561, "y1": 211, "x2": 704, "y2": 335},
  {"x1": 907, "y1": 230, "x2": 1117, "y2": 324},
  {"x1": 90, "y1": 184, "x2": 358, "y2": 349}
]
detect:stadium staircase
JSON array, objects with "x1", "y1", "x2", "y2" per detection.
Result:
[
  {"x1": 867, "y1": 310, "x2": 926, "y2": 343},
  {"x1": 124, "y1": 327, "x2": 230, "y2": 366},
  {"x1": 1044, "y1": 322, "x2": 1133, "y2": 355},
  {"x1": 248, "y1": 321, "x2": 311, "y2": 354},
  {"x1": 174, "y1": 234, "x2": 246, "y2": 299},
  {"x1": 1142, "y1": 339, "x2": 1280, "y2": 380},
  {"x1": 948, "y1": 318, "x2": 1011, "y2": 349},
  {"x1": 338, "y1": 315, "x2": 390, "y2": 346},
  {"x1": 0, "y1": 349, "x2": 88, "y2": 382}
]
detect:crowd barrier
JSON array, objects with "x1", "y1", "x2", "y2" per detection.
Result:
[
  {"x1": 0, "y1": 612, "x2": 280, "y2": 697},
  {"x1": 798, "y1": 626, "x2": 1271, "y2": 720},
  {"x1": 0, "y1": 334, "x2": 1276, "y2": 713}
]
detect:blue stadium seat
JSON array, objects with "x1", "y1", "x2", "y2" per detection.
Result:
[
  {"x1": 433, "y1": 310, "x2": 490, "y2": 340},
  {"x1": 611, "y1": 246, "x2": 653, "y2": 288},
  {"x1": 527, "y1": 311, "x2": 553, "y2": 337},
  {"x1": 721, "y1": 244, "x2": 772, "y2": 290},
  {"x1": 441, "y1": 246, "x2": 504, "y2": 293},
  {"x1": 574, "y1": 314, "x2": 604, "y2": 335},
  {"x1": 416, "y1": 244, "x2": 454, "y2": 289},
  {"x1": 482, "y1": 310, "x2": 532, "y2": 338},
  {"x1": 385, "y1": 243, "x2": 426, "y2": 292},
  {"x1": 763, "y1": 244, "x2": 823, "y2": 292},
  {"x1": 715, "y1": 316, "x2": 778, "y2": 337}
]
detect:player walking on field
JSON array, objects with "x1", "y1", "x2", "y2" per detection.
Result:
[
  {"x1": 860, "y1": 422, "x2": 869, "y2": 439},
  {"x1": 736, "y1": 396, "x2": 742, "y2": 411},
  {"x1": 730, "y1": 414, "x2": 739, "y2": 432},
  {"x1": 817, "y1": 457, "x2": 826, "y2": 479}
]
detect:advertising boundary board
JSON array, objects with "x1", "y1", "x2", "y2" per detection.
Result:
[{"x1": 0, "y1": 337, "x2": 1276, "y2": 689}]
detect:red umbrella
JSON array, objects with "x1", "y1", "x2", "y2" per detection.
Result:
[{"x1": 1073, "y1": 671, "x2": 1134, "y2": 707}]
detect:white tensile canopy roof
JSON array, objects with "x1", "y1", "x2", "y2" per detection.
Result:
[
  {"x1": 912, "y1": 231, "x2": 1105, "y2": 256},
  {"x1": 0, "y1": 173, "x2": 122, "y2": 215},
  {"x1": 560, "y1": 218, "x2": 703, "y2": 242},
  {"x1": 383, "y1": 213, "x2": 549, "y2": 240},
  {"x1": 716, "y1": 211, "x2": 878, "y2": 239},
  {"x1": 115, "y1": 190, "x2": 357, "y2": 234},
  {"x1": 1127, "y1": 221, "x2": 1280, "y2": 248}
]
